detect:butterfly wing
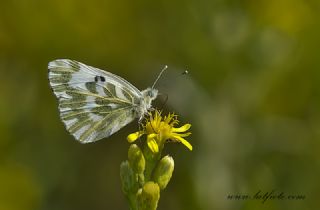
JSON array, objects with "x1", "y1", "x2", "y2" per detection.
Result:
[{"x1": 48, "y1": 59, "x2": 142, "y2": 143}]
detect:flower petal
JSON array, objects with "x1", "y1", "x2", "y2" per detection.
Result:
[
  {"x1": 172, "y1": 124, "x2": 191, "y2": 133},
  {"x1": 127, "y1": 131, "x2": 144, "y2": 143},
  {"x1": 177, "y1": 132, "x2": 192, "y2": 137},
  {"x1": 147, "y1": 133, "x2": 157, "y2": 139},
  {"x1": 147, "y1": 135, "x2": 159, "y2": 153},
  {"x1": 172, "y1": 135, "x2": 193, "y2": 151}
]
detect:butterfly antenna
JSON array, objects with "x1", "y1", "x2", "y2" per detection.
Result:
[{"x1": 152, "y1": 65, "x2": 168, "y2": 89}]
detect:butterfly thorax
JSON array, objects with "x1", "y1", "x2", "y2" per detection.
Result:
[{"x1": 136, "y1": 88, "x2": 158, "y2": 120}]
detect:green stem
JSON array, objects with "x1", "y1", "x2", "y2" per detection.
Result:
[
  {"x1": 128, "y1": 194, "x2": 138, "y2": 210},
  {"x1": 143, "y1": 144, "x2": 162, "y2": 182}
]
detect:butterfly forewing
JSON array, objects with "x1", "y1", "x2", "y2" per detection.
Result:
[{"x1": 48, "y1": 59, "x2": 142, "y2": 143}]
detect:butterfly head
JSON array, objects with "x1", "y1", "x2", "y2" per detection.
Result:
[
  {"x1": 143, "y1": 87, "x2": 158, "y2": 101},
  {"x1": 137, "y1": 87, "x2": 158, "y2": 118}
]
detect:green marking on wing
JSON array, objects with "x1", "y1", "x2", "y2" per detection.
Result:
[
  {"x1": 79, "y1": 116, "x2": 108, "y2": 141},
  {"x1": 50, "y1": 73, "x2": 72, "y2": 84},
  {"x1": 61, "y1": 111, "x2": 90, "y2": 121},
  {"x1": 60, "y1": 100, "x2": 88, "y2": 109},
  {"x1": 96, "y1": 108, "x2": 134, "y2": 139},
  {"x1": 91, "y1": 106, "x2": 113, "y2": 115},
  {"x1": 63, "y1": 89, "x2": 104, "y2": 99},
  {"x1": 85, "y1": 82, "x2": 97, "y2": 94},
  {"x1": 66, "y1": 60, "x2": 81, "y2": 71},
  {"x1": 78, "y1": 108, "x2": 132, "y2": 142},
  {"x1": 121, "y1": 86, "x2": 134, "y2": 102},
  {"x1": 50, "y1": 68, "x2": 75, "y2": 74},
  {"x1": 65, "y1": 88, "x2": 87, "y2": 100},
  {"x1": 69, "y1": 117, "x2": 93, "y2": 133},
  {"x1": 94, "y1": 97, "x2": 131, "y2": 106},
  {"x1": 52, "y1": 84, "x2": 70, "y2": 92},
  {"x1": 105, "y1": 83, "x2": 116, "y2": 97}
]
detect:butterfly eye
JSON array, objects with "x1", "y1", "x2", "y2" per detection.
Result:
[{"x1": 148, "y1": 91, "x2": 156, "y2": 98}]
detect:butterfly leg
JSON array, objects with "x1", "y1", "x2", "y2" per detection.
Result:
[
  {"x1": 149, "y1": 107, "x2": 155, "y2": 112},
  {"x1": 137, "y1": 121, "x2": 145, "y2": 141}
]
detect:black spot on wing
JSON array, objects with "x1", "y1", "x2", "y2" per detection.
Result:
[{"x1": 94, "y1": 75, "x2": 106, "y2": 82}]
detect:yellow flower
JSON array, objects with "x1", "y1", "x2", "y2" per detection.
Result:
[{"x1": 127, "y1": 111, "x2": 192, "y2": 153}]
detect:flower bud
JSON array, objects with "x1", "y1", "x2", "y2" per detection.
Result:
[
  {"x1": 127, "y1": 131, "x2": 143, "y2": 143},
  {"x1": 120, "y1": 161, "x2": 138, "y2": 194},
  {"x1": 137, "y1": 182, "x2": 160, "y2": 210},
  {"x1": 153, "y1": 155, "x2": 174, "y2": 190},
  {"x1": 128, "y1": 144, "x2": 145, "y2": 174}
]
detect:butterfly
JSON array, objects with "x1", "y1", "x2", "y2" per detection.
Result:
[{"x1": 48, "y1": 59, "x2": 167, "y2": 143}]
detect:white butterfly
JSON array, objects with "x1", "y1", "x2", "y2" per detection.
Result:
[{"x1": 48, "y1": 59, "x2": 166, "y2": 143}]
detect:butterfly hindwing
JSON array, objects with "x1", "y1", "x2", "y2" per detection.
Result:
[{"x1": 48, "y1": 59, "x2": 142, "y2": 143}]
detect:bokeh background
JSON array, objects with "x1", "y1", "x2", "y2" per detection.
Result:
[{"x1": 1, "y1": 0, "x2": 320, "y2": 210}]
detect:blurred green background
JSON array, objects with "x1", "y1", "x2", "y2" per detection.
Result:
[{"x1": 1, "y1": 0, "x2": 320, "y2": 210}]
